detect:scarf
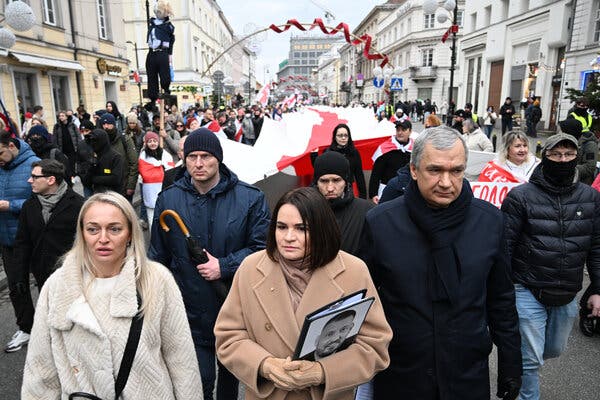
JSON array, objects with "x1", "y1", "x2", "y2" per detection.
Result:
[
  {"x1": 278, "y1": 252, "x2": 313, "y2": 312},
  {"x1": 404, "y1": 178, "x2": 472, "y2": 305},
  {"x1": 37, "y1": 181, "x2": 68, "y2": 223}
]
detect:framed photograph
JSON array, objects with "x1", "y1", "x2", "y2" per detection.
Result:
[{"x1": 293, "y1": 290, "x2": 375, "y2": 360}]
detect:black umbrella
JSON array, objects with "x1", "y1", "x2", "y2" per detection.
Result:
[{"x1": 159, "y1": 209, "x2": 228, "y2": 301}]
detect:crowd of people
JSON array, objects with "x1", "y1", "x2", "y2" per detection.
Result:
[{"x1": 0, "y1": 94, "x2": 598, "y2": 400}]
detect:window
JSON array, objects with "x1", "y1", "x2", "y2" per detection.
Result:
[
  {"x1": 484, "y1": 5, "x2": 491, "y2": 26},
  {"x1": 470, "y1": 12, "x2": 477, "y2": 31},
  {"x1": 424, "y1": 13, "x2": 435, "y2": 29},
  {"x1": 97, "y1": 0, "x2": 108, "y2": 39},
  {"x1": 422, "y1": 49, "x2": 433, "y2": 67},
  {"x1": 42, "y1": 0, "x2": 57, "y2": 25},
  {"x1": 456, "y1": 10, "x2": 464, "y2": 27},
  {"x1": 595, "y1": 2, "x2": 600, "y2": 42},
  {"x1": 50, "y1": 75, "x2": 70, "y2": 115},
  {"x1": 13, "y1": 71, "x2": 39, "y2": 115}
]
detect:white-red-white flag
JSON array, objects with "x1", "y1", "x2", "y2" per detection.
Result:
[{"x1": 255, "y1": 83, "x2": 271, "y2": 107}]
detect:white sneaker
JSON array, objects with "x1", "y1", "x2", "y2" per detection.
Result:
[{"x1": 4, "y1": 330, "x2": 30, "y2": 353}]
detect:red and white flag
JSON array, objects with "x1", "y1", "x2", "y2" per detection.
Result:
[
  {"x1": 371, "y1": 136, "x2": 414, "y2": 162},
  {"x1": 255, "y1": 83, "x2": 271, "y2": 107}
]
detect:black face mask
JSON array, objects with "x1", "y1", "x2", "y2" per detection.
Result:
[
  {"x1": 574, "y1": 107, "x2": 588, "y2": 117},
  {"x1": 542, "y1": 156, "x2": 578, "y2": 187},
  {"x1": 27, "y1": 136, "x2": 46, "y2": 154},
  {"x1": 105, "y1": 128, "x2": 117, "y2": 141},
  {"x1": 85, "y1": 135, "x2": 103, "y2": 154}
]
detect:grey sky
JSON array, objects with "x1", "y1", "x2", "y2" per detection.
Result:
[{"x1": 217, "y1": 0, "x2": 384, "y2": 84}]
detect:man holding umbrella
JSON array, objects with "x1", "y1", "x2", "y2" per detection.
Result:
[{"x1": 149, "y1": 128, "x2": 270, "y2": 400}]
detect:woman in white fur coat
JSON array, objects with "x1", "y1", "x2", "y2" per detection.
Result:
[{"x1": 21, "y1": 191, "x2": 202, "y2": 400}]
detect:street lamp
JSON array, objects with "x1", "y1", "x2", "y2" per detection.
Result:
[
  {"x1": 126, "y1": 40, "x2": 143, "y2": 106},
  {"x1": 423, "y1": 0, "x2": 458, "y2": 124}
]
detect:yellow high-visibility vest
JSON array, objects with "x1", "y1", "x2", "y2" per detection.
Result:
[{"x1": 570, "y1": 112, "x2": 593, "y2": 133}]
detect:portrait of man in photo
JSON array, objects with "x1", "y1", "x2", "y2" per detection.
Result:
[{"x1": 311, "y1": 309, "x2": 356, "y2": 360}]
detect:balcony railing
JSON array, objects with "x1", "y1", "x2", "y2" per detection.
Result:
[{"x1": 409, "y1": 66, "x2": 438, "y2": 81}]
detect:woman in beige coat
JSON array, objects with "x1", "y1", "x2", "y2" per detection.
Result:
[
  {"x1": 215, "y1": 187, "x2": 392, "y2": 400},
  {"x1": 22, "y1": 192, "x2": 202, "y2": 399}
]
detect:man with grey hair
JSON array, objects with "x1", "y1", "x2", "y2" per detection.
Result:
[{"x1": 360, "y1": 126, "x2": 522, "y2": 400}]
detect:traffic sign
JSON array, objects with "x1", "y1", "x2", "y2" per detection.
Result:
[
  {"x1": 373, "y1": 77, "x2": 384, "y2": 89},
  {"x1": 390, "y1": 77, "x2": 403, "y2": 91}
]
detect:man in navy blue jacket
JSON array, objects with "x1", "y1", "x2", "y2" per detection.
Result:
[{"x1": 149, "y1": 128, "x2": 270, "y2": 400}]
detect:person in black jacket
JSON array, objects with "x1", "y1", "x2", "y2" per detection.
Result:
[
  {"x1": 361, "y1": 126, "x2": 522, "y2": 400},
  {"x1": 145, "y1": 0, "x2": 175, "y2": 111},
  {"x1": 312, "y1": 151, "x2": 373, "y2": 255},
  {"x1": 24, "y1": 125, "x2": 72, "y2": 181},
  {"x1": 368, "y1": 119, "x2": 413, "y2": 203},
  {"x1": 502, "y1": 133, "x2": 600, "y2": 400},
  {"x1": 500, "y1": 97, "x2": 516, "y2": 135},
  {"x1": 8, "y1": 159, "x2": 83, "y2": 352},
  {"x1": 324, "y1": 123, "x2": 367, "y2": 199},
  {"x1": 52, "y1": 111, "x2": 82, "y2": 178},
  {"x1": 81, "y1": 129, "x2": 124, "y2": 194}
]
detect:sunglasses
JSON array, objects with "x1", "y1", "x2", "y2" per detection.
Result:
[{"x1": 176, "y1": 124, "x2": 184, "y2": 128}]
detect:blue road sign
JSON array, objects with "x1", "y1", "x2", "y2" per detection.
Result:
[
  {"x1": 390, "y1": 77, "x2": 403, "y2": 91},
  {"x1": 373, "y1": 77, "x2": 384, "y2": 88}
]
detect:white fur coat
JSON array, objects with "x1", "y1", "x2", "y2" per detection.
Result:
[{"x1": 21, "y1": 253, "x2": 203, "y2": 399}]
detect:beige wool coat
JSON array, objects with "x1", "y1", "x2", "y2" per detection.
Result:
[
  {"x1": 21, "y1": 253, "x2": 203, "y2": 400},
  {"x1": 215, "y1": 250, "x2": 392, "y2": 400}
]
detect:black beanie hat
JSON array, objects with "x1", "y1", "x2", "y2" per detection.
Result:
[
  {"x1": 184, "y1": 128, "x2": 223, "y2": 162},
  {"x1": 313, "y1": 151, "x2": 350, "y2": 183},
  {"x1": 559, "y1": 119, "x2": 583, "y2": 140},
  {"x1": 27, "y1": 125, "x2": 51, "y2": 142}
]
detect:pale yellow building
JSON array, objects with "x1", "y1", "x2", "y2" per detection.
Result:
[
  {"x1": 123, "y1": 0, "x2": 250, "y2": 110},
  {"x1": 0, "y1": 0, "x2": 132, "y2": 129}
]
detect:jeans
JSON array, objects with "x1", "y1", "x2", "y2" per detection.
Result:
[
  {"x1": 502, "y1": 118, "x2": 513, "y2": 134},
  {"x1": 195, "y1": 344, "x2": 238, "y2": 400},
  {"x1": 515, "y1": 284, "x2": 578, "y2": 400},
  {"x1": 484, "y1": 125, "x2": 493, "y2": 138}
]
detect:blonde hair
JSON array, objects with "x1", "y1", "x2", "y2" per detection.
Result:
[
  {"x1": 155, "y1": 0, "x2": 174, "y2": 17},
  {"x1": 30, "y1": 116, "x2": 48, "y2": 129},
  {"x1": 500, "y1": 131, "x2": 530, "y2": 164},
  {"x1": 67, "y1": 192, "x2": 157, "y2": 315}
]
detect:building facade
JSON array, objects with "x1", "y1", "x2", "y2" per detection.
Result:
[
  {"x1": 0, "y1": 0, "x2": 131, "y2": 128},
  {"x1": 276, "y1": 35, "x2": 340, "y2": 99},
  {"x1": 458, "y1": 0, "x2": 572, "y2": 130},
  {"x1": 122, "y1": 0, "x2": 249, "y2": 109},
  {"x1": 558, "y1": 0, "x2": 600, "y2": 121},
  {"x1": 377, "y1": 0, "x2": 465, "y2": 108},
  {"x1": 339, "y1": 2, "x2": 399, "y2": 105},
  {"x1": 314, "y1": 43, "x2": 344, "y2": 105}
]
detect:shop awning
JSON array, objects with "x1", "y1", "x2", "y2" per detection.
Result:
[{"x1": 10, "y1": 51, "x2": 85, "y2": 71}]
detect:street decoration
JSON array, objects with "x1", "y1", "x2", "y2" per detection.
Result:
[{"x1": 269, "y1": 18, "x2": 389, "y2": 67}]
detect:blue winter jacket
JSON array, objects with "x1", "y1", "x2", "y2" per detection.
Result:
[
  {"x1": 148, "y1": 163, "x2": 270, "y2": 346},
  {"x1": 0, "y1": 140, "x2": 39, "y2": 246}
]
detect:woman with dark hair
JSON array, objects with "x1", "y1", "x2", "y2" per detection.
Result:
[
  {"x1": 106, "y1": 101, "x2": 125, "y2": 132},
  {"x1": 215, "y1": 187, "x2": 391, "y2": 400},
  {"x1": 324, "y1": 123, "x2": 367, "y2": 199}
]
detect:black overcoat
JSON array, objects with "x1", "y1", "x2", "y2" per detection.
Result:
[{"x1": 360, "y1": 195, "x2": 522, "y2": 400}]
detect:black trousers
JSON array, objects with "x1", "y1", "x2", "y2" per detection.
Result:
[
  {"x1": 1, "y1": 245, "x2": 34, "y2": 334},
  {"x1": 145, "y1": 50, "x2": 171, "y2": 102}
]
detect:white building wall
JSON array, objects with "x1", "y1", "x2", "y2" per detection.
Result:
[
  {"x1": 460, "y1": 0, "x2": 572, "y2": 128},
  {"x1": 559, "y1": 0, "x2": 600, "y2": 120}
]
